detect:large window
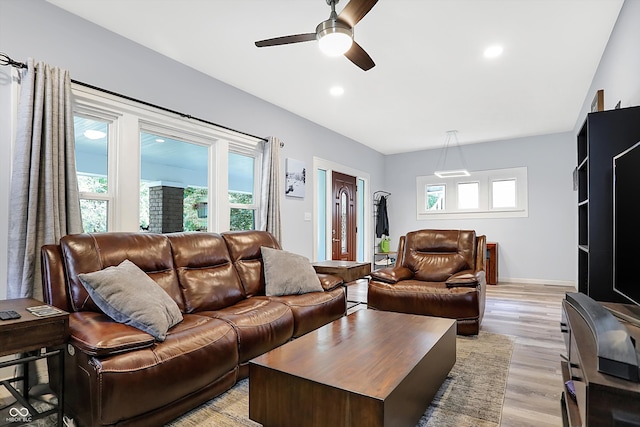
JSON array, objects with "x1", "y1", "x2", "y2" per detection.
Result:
[
  {"x1": 139, "y1": 130, "x2": 209, "y2": 232},
  {"x1": 74, "y1": 114, "x2": 113, "y2": 233},
  {"x1": 72, "y1": 84, "x2": 262, "y2": 233},
  {"x1": 416, "y1": 167, "x2": 528, "y2": 220},
  {"x1": 228, "y1": 151, "x2": 260, "y2": 231}
]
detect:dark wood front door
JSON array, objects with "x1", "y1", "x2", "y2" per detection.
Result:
[{"x1": 331, "y1": 171, "x2": 357, "y2": 261}]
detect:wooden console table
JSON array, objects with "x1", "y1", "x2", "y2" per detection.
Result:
[{"x1": 0, "y1": 298, "x2": 69, "y2": 427}]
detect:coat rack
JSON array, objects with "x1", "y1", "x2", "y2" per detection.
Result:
[{"x1": 373, "y1": 191, "x2": 394, "y2": 270}]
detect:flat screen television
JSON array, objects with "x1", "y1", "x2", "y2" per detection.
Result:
[{"x1": 613, "y1": 140, "x2": 640, "y2": 321}]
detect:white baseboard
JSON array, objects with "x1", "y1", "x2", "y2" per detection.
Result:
[{"x1": 499, "y1": 277, "x2": 577, "y2": 288}]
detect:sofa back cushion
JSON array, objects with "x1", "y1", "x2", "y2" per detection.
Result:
[
  {"x1": 403, "y1": 229, "x2": 477, "y2": 282},
  {"x1": 60, "y1": 232, "x2": 184, "y2": 313},
  {"x1": 167, "y1": 232, "x2": 245, "y2": 312},
  {"x1": 221, "y1": 230, "x2": 281, "y2": 297}
]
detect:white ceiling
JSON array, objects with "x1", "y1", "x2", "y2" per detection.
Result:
[{"x1": 46, "y1": 0, "x2": 623, "y2": 154}]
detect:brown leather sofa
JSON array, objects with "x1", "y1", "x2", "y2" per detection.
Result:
[
  {"x1": 368, "y1": 229, "x2": 486, "y2": 335},
  {"x1": 40, "y1": 230, "x2": 346, "y2": 427}
]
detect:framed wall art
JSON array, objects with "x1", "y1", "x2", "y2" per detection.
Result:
[{"x1": 285, "y1": 158, "x2": 306, "y2": 198}]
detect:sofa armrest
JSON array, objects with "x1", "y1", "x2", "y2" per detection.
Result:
[
  {"x1": 445, "y1": 269, "x2": 484, "y2": 288},
  {"x1": 69, "y1": 312, "x2": 155, "y2": 357},
  {"x1": 317, "y1": 273, "x2": 344, "y2": 291},
  {"x1": 370, "y1": 266, "x2": 413, "y2": 284}
]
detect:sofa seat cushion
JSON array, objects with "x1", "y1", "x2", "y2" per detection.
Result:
[
  {"x1": 368, "y1": 279, "x2": 481, "y2": 320},
  {"x1": 266, "y1": 287, "x2": 346, "y2": 337},
  {"x1": 203, "y1": 298, "x2": 294, "y2": 363},
  {"x1": 93, "y1": 314, "x2": 238, "y2": 426},
  {"x1": 68, "y1": 312, "x2": 155, "y2": 357}
]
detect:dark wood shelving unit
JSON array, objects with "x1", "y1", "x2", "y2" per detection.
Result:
[{"x1": 576, "y1": 106, "x2": 640, "y2": 302}]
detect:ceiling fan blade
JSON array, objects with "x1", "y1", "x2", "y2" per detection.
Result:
[
  {"x1": 338, "y1": 0, "x2": 378, "y2": 27},
  {"x1": 255, "y1": 33, "x2": 317, "y2": 48},
  {"x1": 344, "y1": 41, "x2": 375, "y2": 71}
]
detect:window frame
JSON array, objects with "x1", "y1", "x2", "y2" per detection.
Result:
[
  {"x1": 491, "y1": 178, "x2": 518, "y2": 209},
  {"x1": 228, "y1": 145, "x2": 263, "y2": 230},
  {"x1": 74, "y1": 107, "x2": 119, "y2": 232},
  {"x1": 457, "y1": 181, "x2": 480, "y2": 210},
  {"x1": 426, "y1": 184, "x2": 446, "y2": 211},
  {"x1": 416, "y1": 167, "x2": 528, "y2": 220},
  {"x1": 138, "y1": 122, "x2": 214, "y2": 232},
  {"x1": 72, "y1": 83, "x2": 263, "y2": 232}
]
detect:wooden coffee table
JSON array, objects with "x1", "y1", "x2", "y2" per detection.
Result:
[{"x1": 249, "y1": 310, "x2": 456, "y2": 427}]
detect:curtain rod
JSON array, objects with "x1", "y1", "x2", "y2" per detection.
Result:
[{"x1": 0, "y1": 52, "x2": 284, "y2": 147}]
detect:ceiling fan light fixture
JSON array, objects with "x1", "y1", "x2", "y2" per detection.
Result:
[{"x1": 317, "y1": 20, "x2": 353, "y2": 56}]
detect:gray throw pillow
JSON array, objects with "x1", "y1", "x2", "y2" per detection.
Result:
[
  {"x1": 78, "y1": 259, "x2": 183, "y2": 341},
  {"x1": 261, "y1": 246, "x2": 324, "y2": 296}
]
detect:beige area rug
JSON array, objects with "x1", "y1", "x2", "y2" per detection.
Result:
[
  {"x1": 167, "y1": 331, "x2": 515, "y2": 427},
  {"x1": 0, "y1": 393, "x2": 56, "y2": 427}
]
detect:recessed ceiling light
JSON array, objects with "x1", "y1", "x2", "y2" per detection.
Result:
[
  {"x1": 330, "y1": 86, "x2": 345, "y2": 97},
  {"x1": 83, "y1": 129, "x2": 106, "y2": 140},
  {"x1": 155, "y1": 138, "x2": 165, "y2": 143},
  {"x1": 484, "y1": 45, "x2": 504, "y2": 59}
]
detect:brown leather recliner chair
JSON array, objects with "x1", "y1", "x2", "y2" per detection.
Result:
[{"x1": 368, "y1": 229, "x2": 486, "y2": 335}]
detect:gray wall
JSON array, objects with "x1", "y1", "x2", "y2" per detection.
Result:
[
  {"x1": 0, "y1": 0, "x2": 385, "y2": 299},
  {"x1": 382, "y1": 0, "x2": 640, "y2": 284},
  {"x1": 573, "y1": 0, "x2": 640, "y2": 128},
  {"x1": 384, "y1": 132, "x2": 576, "y2": 284}
]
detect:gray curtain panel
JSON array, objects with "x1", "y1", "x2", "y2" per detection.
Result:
[
  {"x1": 259, "y1": 136, "x2": 282, "y2": 243},
  {"x1": 7, "y1": 58, "x2": 82, "y2": 301}
]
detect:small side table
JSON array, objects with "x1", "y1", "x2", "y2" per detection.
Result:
[
  {"x1": 0, "y1": 298, "x2": 69, "y2": 426},
  {"x1": 312, "y1": 261, "x2": 372, "y2": 309},
  {"x1": 312, "y1": 260, "x2": 371, "y2": 284}
]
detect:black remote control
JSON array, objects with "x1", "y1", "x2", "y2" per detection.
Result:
[{"x1": 0, "y1": 310, "x2": 21, "y2": 320}]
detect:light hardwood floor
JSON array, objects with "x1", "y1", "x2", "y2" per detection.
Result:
[{"x1": 347, "y1": 280, "x2": 573, "y2": 427}]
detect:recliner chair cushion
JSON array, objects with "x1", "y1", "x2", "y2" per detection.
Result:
[
  {"x1": 411, "y1": 255, "x2": 467, "y2": 282},
  {"x1": 404, "y1": 229, "x2": 477, "y2": 281}
]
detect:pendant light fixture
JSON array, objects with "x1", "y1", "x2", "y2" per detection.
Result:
[{"x1": 434, "y1": 130, "x2": 470, "y2": 178}]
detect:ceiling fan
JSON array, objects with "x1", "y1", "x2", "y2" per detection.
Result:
[{"x1": 254, "y1": 0, "x2": 378, "y2": 71}]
